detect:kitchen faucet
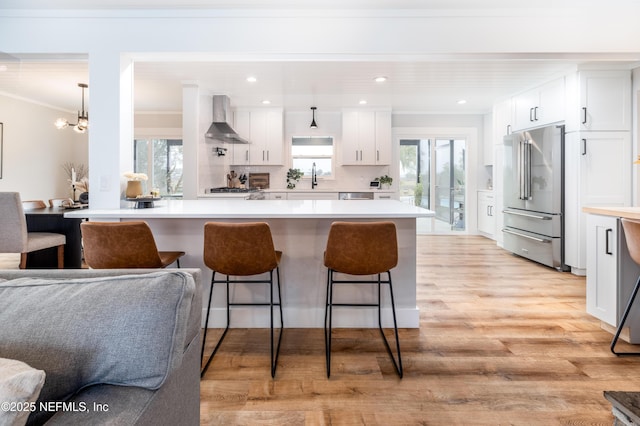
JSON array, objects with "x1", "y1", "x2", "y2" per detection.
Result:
[{"x1": 312, "y1": 162, "x2": 318, "y2": 189}]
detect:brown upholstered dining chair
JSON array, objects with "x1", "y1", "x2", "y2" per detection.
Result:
[
  {"x1": 612, "y1": 218, "x2": 640, "y2": 355},
  {"x1": 201, "y1": 222, "x2": 284, "y2": 378},
  {"x1": 323, "y1": 221, "x2": 403, "y2": 378},
  {"x1": 0, "y1": 192, "x2": 65, "y2": 269},
  {"x1": 80, "y1": 221, "x2": 185, "y2": 268}
]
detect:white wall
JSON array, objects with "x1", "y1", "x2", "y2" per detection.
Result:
[{"x1": 0, "y1": 94, "x2": 88, "y2": 202}]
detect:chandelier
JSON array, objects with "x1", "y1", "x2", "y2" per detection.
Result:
[{"x1": 55, "y1": 83, "x2": 88, "y2": 133}]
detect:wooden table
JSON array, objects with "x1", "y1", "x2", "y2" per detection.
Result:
[{"x1": 25, "y1": 207, "x2": 84, "y2": 268}]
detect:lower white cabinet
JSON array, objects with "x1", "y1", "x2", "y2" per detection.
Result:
[
  {"x1": 586, "y1": 214, "x2": 619, "y2": 325},
  {"x1": 586, "y1": 214, "x2": 640, "y2": 342},
  {"x1": 286, "y1": 192, "x2": 339, "y2": 200},
  {"x1": 477, "y1": 191, "x2": 495, "y2": 237}
]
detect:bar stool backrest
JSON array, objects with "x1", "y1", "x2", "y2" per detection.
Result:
[
  {"x1": 203, "y1": 222, "x2": 278, "y2": 276},
  {"x1": 622, "y1": 219, "x2": 640, "y2": 265},
  {"x1": 81, "y1": 221, "x2": 164, "y2": 268},
  {"x1": 324, "y1": 221, "x2": 398, "y2": 275}
]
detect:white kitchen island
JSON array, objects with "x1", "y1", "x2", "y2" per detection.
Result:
[{"x1": 66, "y1": 199, "x2": 433, "y2": 328}]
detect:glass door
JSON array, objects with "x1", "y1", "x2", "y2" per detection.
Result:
[
  {"x1": 435, "y1": 139, "x2": 466, "y2": 231},
  {"x1": 399, "y1": 137, "x2": 466, "y2": 234}
]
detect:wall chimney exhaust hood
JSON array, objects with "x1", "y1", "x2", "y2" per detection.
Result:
[{"x1": 205, "y1": 95, "x2": 249, "y2": 144}]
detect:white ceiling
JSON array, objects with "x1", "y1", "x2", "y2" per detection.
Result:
[{"x1": 0, "y1": 0, "x2": 638, "y2": 115}]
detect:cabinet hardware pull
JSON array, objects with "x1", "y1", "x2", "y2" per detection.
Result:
[
  {"x1": 534, "y1": 106, "x2": 539, "y2": 121},
  {"x1": 246, "y1": 150, "x2": 249, "y2": 161},
  {"x1": 529, "y1": 107, "x2": 534, "y2": 122},
  {"x1": 507, "y1": 124, "x2": 511, "y2": 135},
  {"x1": 606, "y1": 228, "x2": 613, "y2": 255},
  {"x1": 582, "y1": 107, "x2": 587, "y2": 125},
  {"x1": 263, "y1": 150, "x2": 265, "y2": 161},
  {"x1": 377, "y1": 150, "x2": 379, "y2": 161},
  {"x1": 581, "y1": 139, "x2": 587, "y2": 156},
  {"x1": 267, "y1": 150, "x2": 269, "y2": 161},
  {"x1": 503, "y1": 228, "x2": 550, "y2": 243},
  {"x1": 355, "y1": 150, "x2": 358, "y2": 161}
]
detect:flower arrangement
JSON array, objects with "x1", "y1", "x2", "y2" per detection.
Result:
[
  {"x1": 123, "y1": 172, "x2": 148, "y2": 181},
  {"x1": 287, "y1": 168, "x2": 303, "y2": 189},
  {"x1": 62, "y1": 162, "x2": 89, "y2": 194}
]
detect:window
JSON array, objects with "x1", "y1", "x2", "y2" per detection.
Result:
[
  {"x1": 134, "y1": 139, "x2": 183, "y2": 197},
  {"x1": 291, "y1": 136, "x2": 334, "y2": 178}
]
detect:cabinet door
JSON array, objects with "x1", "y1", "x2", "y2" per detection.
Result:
[
  {"x1": 341, "y1": 110, "x2": 361, "y2": 165},
  {"x1": 580, "y1": 70, "x2": 631, "y2": 131},
  {"x1": 357, "y1": 111, "x2": 376, "y2": 164},
  {"x1": 537, "y1": 78, "x2": 564, "y2": 125},
  {"x1": 232, "y1": 110, "x2": 251, "y2": 165},
  {"x1": 564, "y1": 131, "x2": 631, "y2": 271},
  {"x1": 249, "y1": 110, "x2": 267, "y2": 164},
  {"x1": 586, "y1": 214, "x2": 618, "y2": 325},
  {"x1": 374, "y1": 111, "x2": 391, "y2": 165},
  {"x1": 512, "y1": 88, "x2": 538, "y2": 131},
  {"x1": 477, "y1": 192, "x2": 495, "y2": 236},
  {"x1": 264, "y1": 109, "x2": 283, "y2": 165}
]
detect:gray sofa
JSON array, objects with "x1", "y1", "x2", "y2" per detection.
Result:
[{"x1": 0, "y1": 268, "x2": 202, "y2": 426}]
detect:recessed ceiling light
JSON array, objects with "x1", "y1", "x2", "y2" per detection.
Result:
[
  {"x1": 457, "y1": 99, "x2": 467, "y2": 105},
  {"x1": 262, "y1": 100, "x2": 271, "y2": 105},
  {"x1": 359, "y1": 100, "x2": 367, "y2": 105},
  {"x1": 246, "y1": 76, "x2": 257, "y2": 83},
  {"x1": 374, "y1": 76, "x2": 387, "y2": 83}
]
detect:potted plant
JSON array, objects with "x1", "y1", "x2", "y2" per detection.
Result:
[
  {"x1": 287, "y1": 168, "x2": 303, "y2": 189},
  {"x1": 376, "y1": 174, "x2": 393, "y2": 189}
]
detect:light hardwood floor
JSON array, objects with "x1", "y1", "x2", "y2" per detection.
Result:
[{"x1": 200, "y1": 235, "x2": 639, "y2": 425}]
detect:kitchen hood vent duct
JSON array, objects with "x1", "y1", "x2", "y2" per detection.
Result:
[{"x1": 205, "y1": 95, "x2": 249, "y2": 144}]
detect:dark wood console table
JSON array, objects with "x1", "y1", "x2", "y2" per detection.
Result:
[{"x1": 24, "y1": 208, "x2": 84, "y2": 268}]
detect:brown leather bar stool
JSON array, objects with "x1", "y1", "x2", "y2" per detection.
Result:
[
  {"x1": 201, "y1": 222, "x2": 284, "y2": 378},
  {"x1": 323, "y1": 221, "x2": 403, "y2": 378},
  {"x1": 80, "y1": 221, "x2": 185, "y2": 268},
  {"x1": 612, "y1": 218, "x2": 640, "y2": 355}
]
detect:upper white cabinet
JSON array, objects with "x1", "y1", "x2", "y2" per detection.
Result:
[
  {"x1": 512, "y1": 77, "x2": 565, "y2": 131},
  {"x1": 232, "y1": 108, "x2": 283, "y2": 166},
  {"x1": 341, "y1": 109, "x2": 391, "y2": 165},
  {"x1": 565, "y1": 70, "x2": 631, "y2": 132}
]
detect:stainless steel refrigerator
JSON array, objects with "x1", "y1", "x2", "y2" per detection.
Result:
[{"x1": 502, "y1": 124, "x2": 568, "y2": 271}]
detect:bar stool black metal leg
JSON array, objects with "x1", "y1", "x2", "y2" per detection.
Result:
[
  {"x1": 201, "y1": 272, "x2": 231, "y2": 377},
  {"x1": 324, "y1": 269, "x2": 333, "y2": 378},
  {"x1": 611, "y1": 275, "x2": 640, "y2": 356},
  {"x1": 270, "y1": 266, "x2": 284, "y2": 378},
  {"x1": 384, "y1": 271, "x2": 403, "y2": 377}
]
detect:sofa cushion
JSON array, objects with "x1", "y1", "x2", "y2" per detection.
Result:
[
  {"x1": 0, "y1": 357, "x2": 46, "y2": 426},
  {"x1": 0, "y1": 271, "x2": 195, "y2": 407}
]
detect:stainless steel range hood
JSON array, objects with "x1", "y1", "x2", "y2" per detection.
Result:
[{"x1": 205, "y1": 95, "x2": 249, "y2": 144}]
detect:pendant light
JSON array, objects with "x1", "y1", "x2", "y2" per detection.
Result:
[
  {"x1": 55, "y1": 83, "x2": 89, "y2": 134},
  {"x1": 310, "y1": 106, "x2": 318, "y2": 129}
]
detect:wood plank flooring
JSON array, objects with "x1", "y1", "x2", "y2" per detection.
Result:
[{"x1": 200, "y1": 235, "x2": 640, "y2": 425}]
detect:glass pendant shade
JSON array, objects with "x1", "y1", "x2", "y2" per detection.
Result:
[{"x1": 55, "y1": 83, "x2": 89, "y2": 133}]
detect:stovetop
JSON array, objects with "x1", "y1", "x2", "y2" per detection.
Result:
[{"x1": 208, "y1": 187, "x2": 260, "y2": 193}]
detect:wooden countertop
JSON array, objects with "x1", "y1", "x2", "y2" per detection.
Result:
[{"x1": 582, "y1": 206, "x2": 640, "y2": 220}]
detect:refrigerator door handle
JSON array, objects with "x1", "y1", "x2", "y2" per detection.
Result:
[
  {"x1": 503, "y1": 209, "x2": 552, "y2": 221},
  {"x1": 503, "y1": 228, "x2": 551, "y2": 243},
  {"x1": 518, "y1": 140, "x2": 524, "y2": 200},
  {"x1": 523, "y1": 140, "x2": 532, "y2": 200}
]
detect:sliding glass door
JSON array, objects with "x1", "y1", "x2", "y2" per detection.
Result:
[{"x1": 400, "y1": 137, "x2": 466, "y2": 233}]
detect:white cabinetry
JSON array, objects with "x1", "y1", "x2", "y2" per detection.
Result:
[
  {"x1": 477, "y1": 191, "x2": 495, "y2": 237},
  {"x1": 565, "y1": 70, "x2": 631, "y2": 132},
  {"x1": 374, "y1": 192, "x2": 394, "y2": 200},
  {"x1": 286, "y1": 192, "x2": 339, "y2": 200},
  {"x1": 341, "y1": 109, "x2": 391, "y2": 165},
  {"x1": 564, "y1": 132, "x2": 631, "y2": 271},
  {"x1": 492, "y1": 98, "x2": 511, "y2": 246},
  {"x1": 512, "y1": 78, "x2": 564, "y2": 131},
  {"x1": 232, "y1": 108, "x2": 283, "y2": 165},
  {"x1": 586, "y1": 214, "x2": 618, "y2": 325},
  {"x1": 585, "y1": 214, "x2": 640, "y2": 342}
]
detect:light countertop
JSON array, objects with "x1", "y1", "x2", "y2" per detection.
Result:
[
  {"x1": 64, "y1": 199, "x2": 434, "y2": 220},
  {"x1": 583, "y1": 206, "x2": 640, "y2": 220}
]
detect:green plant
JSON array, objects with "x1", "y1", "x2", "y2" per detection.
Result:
[
  {"x1": 375, "y1": 175, "x2": 393, "y2": 186},
  {"x1": 414, "y1": 183, "x2": 423, "y2": 206},
  {"x1": 287, "y1": 168, "x2": 304, "y2": 189}
]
